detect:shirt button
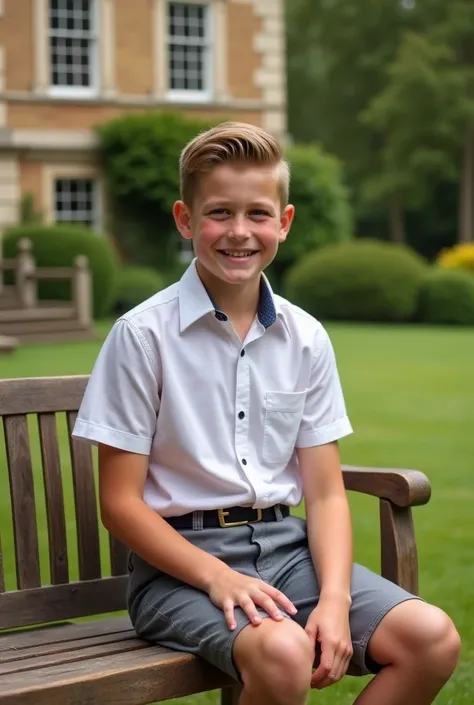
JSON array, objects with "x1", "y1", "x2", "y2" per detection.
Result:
[
  {"x1": 240, "y1": 349, "x2": 245, "y2": 357},
  {"x1": 242, "y1": 459, "x2": 248, "y2": 465},
  {"x1": 238, "y1": 411, "x2": 245, "y2": 420}
]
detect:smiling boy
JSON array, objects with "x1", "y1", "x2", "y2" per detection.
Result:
[{"x1": 73, "y1": 122, "x2": 460, "y2": 705}]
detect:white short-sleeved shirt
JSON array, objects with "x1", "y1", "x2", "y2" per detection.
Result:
[{"x1": 73, "y1": 260, "x2": 353, "y2": 516}]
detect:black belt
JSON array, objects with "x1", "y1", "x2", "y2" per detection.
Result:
[{"x1": 166, "y1": 504, "x2": 290, "y2": 529}]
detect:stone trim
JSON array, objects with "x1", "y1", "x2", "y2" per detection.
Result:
[
  {"x1": 153, "y1": 0, "x2": 229, "y2": 102},
  {"x1": 33, "y1": 0, "x2": 114, "y2": 98},
  {"x1": 230, "y1": 0, "x2": 286, "y2": 137},
  {"x1": 41, "y1": 163, "x2": 103, "y2": 231},
  {"x1": 0, "y1": 157, "x2": 20, "y2": 235},
  {"x1": 0, "y1": 45, "x2": 6, "y2": 127}
]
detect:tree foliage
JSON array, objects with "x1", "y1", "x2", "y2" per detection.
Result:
[{"x1": 96, "y1": 111, "x2": 213, "y2": 267}]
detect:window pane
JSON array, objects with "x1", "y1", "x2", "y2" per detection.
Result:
[
  {"x1": 169, "y1": 44, "x2": 205, "y2": 90},
  {"x1": 49, "y1": 0, "x2": 94, "y2": 88},
  {"x1": 168, "y1": 3, "x2": 207, "y2": 40},
  {"x1": 55, "y1": 179, "x2": 96, "y2": 229}
]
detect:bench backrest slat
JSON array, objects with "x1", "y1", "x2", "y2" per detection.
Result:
[
  {"x1": 3, "y1": 415, "x2": 41, "y2": 590},
  {"x1": 37, "y1": 412, "x2": 69, "y2": 584},
  {"x1": 109, "y1": 533, "x2": 130, "y2": 576},
  {"x1": 66, "y1": 411, "x2": 102, "y2": 581},
  {"x1": 0, "y1": 376, "x2": 129, "y2": 630}
]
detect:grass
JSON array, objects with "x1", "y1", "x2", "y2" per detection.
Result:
[{"x1": 0, "y1": 322, "x2": 473, "y2": 704}]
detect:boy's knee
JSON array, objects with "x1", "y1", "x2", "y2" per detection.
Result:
[
  {"x1": 379, "y1": 602, "x2": 461, "y2": 680},
  {"x1": 234, "y1": 619, "x2": 313, "y2": 702}
]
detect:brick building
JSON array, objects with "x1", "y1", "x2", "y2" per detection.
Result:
[{"x1": 0, "y1": 0, "x2": 286, "y2": 242}]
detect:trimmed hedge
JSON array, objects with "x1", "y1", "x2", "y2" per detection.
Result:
[
  {"x1": 284, "y1": 240, "x2": 426, "y2": 322},
  {"x1": 113, "y1": 266, "x2": 165, "y2": 315},
  {"x1": 417, "y1": 269, "x2": 474, "y2": 325},
  {"x1": 3, "y1": 224, "x2": 119, "y2": 318}
]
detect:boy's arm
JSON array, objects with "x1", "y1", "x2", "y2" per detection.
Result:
[
  {"x1": 99, "y1": 444, "x2": 297, "y2": 627},
  {"x1": 298, "y1": 441, "x2": 352, "y2": 604},
  {"x1": 298, "y1": 442, "x2": 354, "y2": 688},
  {"x1": 99, "y1": 444, "x2": 229, "y2": 590}
]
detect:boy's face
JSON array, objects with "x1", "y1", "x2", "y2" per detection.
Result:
[{"x1": 173, "y1": 164, "x2": 294, "y2": 288}]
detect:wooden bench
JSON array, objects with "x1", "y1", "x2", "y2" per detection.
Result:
[{"x1": 0, "y1": 375, "x2": 432, "y2": 705}]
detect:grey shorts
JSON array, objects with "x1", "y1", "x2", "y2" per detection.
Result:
[{"x1": 127, "y1": 514, "x2": 420, "y2": 682}]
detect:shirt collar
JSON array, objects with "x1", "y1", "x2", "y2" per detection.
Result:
[{"x1": 178, "y1": 259, "x2": 288, "y2": 335}]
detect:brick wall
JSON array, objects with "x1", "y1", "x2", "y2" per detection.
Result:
[
  {"x1": 115, "y1": 0, "x2": 154, "y2": 95},
  {"x1": 0, "y1": 0, "x2": 34, "y2": 92},
  {"x1": 7, "y1": 102, "x2": 263, "y2": 131},
  {"x1": 228, "y1": 1, "x2": 262, "y2": 100}
]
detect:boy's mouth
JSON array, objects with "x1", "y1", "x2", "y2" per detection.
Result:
[{"x1": 218, "y1": 249, "x2": 259, "y2": 259}]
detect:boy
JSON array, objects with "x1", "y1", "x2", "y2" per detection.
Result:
[{"x1": 73, "y1": 122, "x2": 460, "y2": 705}]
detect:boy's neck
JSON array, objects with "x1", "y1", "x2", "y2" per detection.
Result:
[{"x1": 196, "y1": 261, "x2": 261, "y2": 322}]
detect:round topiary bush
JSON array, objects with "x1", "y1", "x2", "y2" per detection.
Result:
[
  {"x1": 113, "y1": 266, "x2": 165, "y2": 315},
  {"x1": 417, "y1": 269, "x2": 474, "y2": 325},
  {"x1": 3, "y1": 224, "x2": 119, "y2": 318},
  {"x1": 284, "y1": 240, "x2": 427, "y2": 322}
]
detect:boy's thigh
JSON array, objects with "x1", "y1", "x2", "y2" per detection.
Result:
[
  {"x1": 276, "y1": 558, "x2": 421, "y2": 675},
  {"x1": 128, "y1": 552, "x2": 279, "y2": 682}
]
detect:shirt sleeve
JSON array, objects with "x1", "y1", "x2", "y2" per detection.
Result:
[
  {"x1": 296, "y1": 328, "x2": 353, "y2": 448},
  {"x1": 72, "y1": 318, "x2": 160, "y2": 455}
]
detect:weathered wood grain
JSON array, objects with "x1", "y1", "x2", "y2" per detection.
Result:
[
  {"x1": 37, "y1": 413, "x2": 69, "y2": 584},
  {"x1": 3, "y1": 415, "x2": 41, "y2": 590}
]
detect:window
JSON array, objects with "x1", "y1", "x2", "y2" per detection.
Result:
[
  {"x1": 167, "y1": 2, "x2": 211, "y2": 98},
  {"x1": 49, "y1": 0, "x2": 98, "y2": 95},
  {"x1": 54, "y1": 179, "x2": 100, "y2": 230}
]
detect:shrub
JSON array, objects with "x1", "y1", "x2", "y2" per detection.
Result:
[
  {"x1": 97, "y1": 111, "x2": 213, "y2": 268},
  {"x1": 284, "y1": 240, "x2": 426, "y2": 322},
  {"x1": 3, "y1": 224, "x2": 119, "y2": 318},
  {"x1": 283, "y1": 145, "x2": 353, "y2": 260},
  {"x1": 437, "y1": 242, "x2": 474, "y2": 275},
  {"x1": 417, "y1": 269, "x2": 474, "y2": 325},
  {"x1": 113, "y1": 266, "x2": 165, "y2": 315}
]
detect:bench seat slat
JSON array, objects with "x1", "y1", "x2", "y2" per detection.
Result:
[
  {"x1": 0, "y1": 629, "x2": 138, "y2": 664},
  {"x1": 0, "y1": 643, "x2": 232, "y2": 705},
  {"x1": 0, "y1": 616, "x2": 132, "y2": 651},
  {"x1": 0, "y1": 637, "x2": 150, "y2": 676}
]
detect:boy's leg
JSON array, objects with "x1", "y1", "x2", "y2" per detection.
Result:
[
  {"x1": 233, "y1": 618, "x2": 313, "y2": 705},
  {"x1": 354, "y1": 599, "x2": 460, "y2": 705},
  {"x1": 271, "y1": 521, "x2": 460, "y2": 705}
]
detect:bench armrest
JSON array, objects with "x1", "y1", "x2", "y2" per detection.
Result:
[
  {"x1": 342, "y1": 465, "x2": 431, "y2": 596},
  {"x1": 342, "y1": 465, "x2": 431, "y2": 507}
]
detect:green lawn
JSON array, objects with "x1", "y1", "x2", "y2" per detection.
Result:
[{"x1": 0, "y1": 322, "x2": 473, "y2": 704}]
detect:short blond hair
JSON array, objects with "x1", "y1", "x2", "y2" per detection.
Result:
[{"x1": 179, "y1": 121, "x2": 290, "y2": 207}]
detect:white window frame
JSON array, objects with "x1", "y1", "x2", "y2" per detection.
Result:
[
  {"x1": 48, "y1": 0, "x2": 100, "y2": 99},
  {"x1": 42, "y1": 166, "x2": 103, "y2": 233},
  {"x1": 166, "y1": 1, "x2": 213, "y2": 103}
]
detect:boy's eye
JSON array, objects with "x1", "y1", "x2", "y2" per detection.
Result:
[
  {"x1": 209, "y1": 208, "x2": 230, "y2": 217},
  {"x1": 251, "y1": 209, "x2": 269, "y2": 217}
]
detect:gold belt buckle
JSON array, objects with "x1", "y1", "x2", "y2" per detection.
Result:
[{"x1": 218, "y1": 507, "x2": 263, "y2": 528}]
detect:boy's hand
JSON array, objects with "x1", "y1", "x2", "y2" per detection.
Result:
[
  {"x1": 208, "y1": 568, "x2": 298, "y2": 630},
  {"x1": 305, "y1": 596, "x2": 353, "y2": 689}
]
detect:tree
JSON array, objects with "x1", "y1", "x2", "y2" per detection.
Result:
[
  {"x1": 286, "y1": 0, "x2": 418, "y2": 242},
  {"x1": 361, "y1": 32, "x2": 470, "y2": 243},
  {"x1": 363, "y1": 2, "x2": 474, "y2": 243}
]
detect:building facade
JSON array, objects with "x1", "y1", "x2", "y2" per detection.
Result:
[{"x1": 0, "y1": 0, "x2": 286, "y2": 238}]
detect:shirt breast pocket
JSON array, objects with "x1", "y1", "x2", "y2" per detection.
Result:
[{"x1": 263, "y1": 390, "x2": 307, "y2": 466}]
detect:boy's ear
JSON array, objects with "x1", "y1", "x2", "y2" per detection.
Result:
[
  {"x1": 279, "y1": 204, "x2": 295, "y2": 244},
  {"x1": 173, "y1": 201, "x2": 193, "y2": 240}
]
